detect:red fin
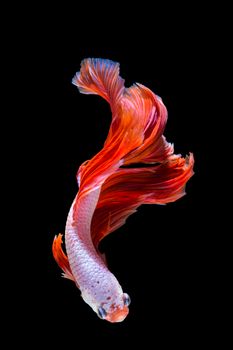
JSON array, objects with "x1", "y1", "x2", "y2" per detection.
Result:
[
  {"x1": 122, "y1": 84, "x2": 173, "y2": 164},
  {"x1": 92, "y1": 201, "x2": 139, "y2": 248},
  {"x1": 72, "y1": 59, "x2": 147, "y2": 197},
  {"x1": 52, "y1": 234, "x2": 77, "y2": 285},
  {"x1": 73, "y1": 60, "x2": 192, "y2": 208},
  {"x1": 91, "y1": 154, "x2": 194, "y2": 246},
  {"x1": 72, "y1": 58, "x2": 124, "y2": 107}
]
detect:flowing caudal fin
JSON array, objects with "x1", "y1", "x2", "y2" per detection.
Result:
[
  {"x1": 122, "y1": 84, "x2": 173, "y2": 164},
  {"x1": 91, "y1": 154, "x2": 194, "y2": 247},
  {"x1": 73, "y1": 59, "x2": 143, "y2": 196},
  {"x1": 72, "y1": 58, "x2": 124, "y2": 109},
  {"x1": 73, "y1": 59, "x2": 193, "y2": 210},
  {"x1": 52, "y1": 234, "x2": 77, "y2": 284}
]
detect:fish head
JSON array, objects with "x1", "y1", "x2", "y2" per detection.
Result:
[
  {"x1": 105, "y1": 304, "x2": 129, "y2": 323},
  {"x1": 97, "y1": 292, "x2": 131, "y2": 323}
]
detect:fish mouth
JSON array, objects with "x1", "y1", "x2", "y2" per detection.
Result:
[{"x1": 106, "y1": 306, "x2": 129, "y2": 323}]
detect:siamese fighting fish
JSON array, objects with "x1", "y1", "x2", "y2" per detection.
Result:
[{"x1": 52, "y1": 58, "x2": 194, "y2": 323}]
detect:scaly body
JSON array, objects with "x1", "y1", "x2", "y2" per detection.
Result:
[{"x1": 52, "y1": 58, "x2": 194, "y2": 322}]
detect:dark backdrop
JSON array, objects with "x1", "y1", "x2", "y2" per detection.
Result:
[{"x1": 23, "y1": 11, "x2": 217, "y2": 345}]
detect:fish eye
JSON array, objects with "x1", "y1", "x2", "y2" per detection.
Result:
[
  {"x1": 97, "y1": 306, "x2": 107, "y2": 319},
  {"x1": 123, "y1": 293, "x2": 131, "y2": 306}
]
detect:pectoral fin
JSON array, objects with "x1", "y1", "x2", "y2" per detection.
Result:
[{"x1": 52, "y1": 234, "x2": 77, "y2": 285}]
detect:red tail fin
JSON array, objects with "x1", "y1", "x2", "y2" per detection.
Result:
[
  {"x1": 72, "y1": 59, "x2": 194, "y2": 246},
  {"x1": 91, "y1": 154, "x2": 194, "y2": 247},
  {"x1": 72, "y1": 58, "x2": 124, "y2": 108},
  {"x1": 73, "y1": 61, "x2": 175, "y2": 197}
]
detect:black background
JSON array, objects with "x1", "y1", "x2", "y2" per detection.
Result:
[
  {"x1": 45, "y1": 47, "x2": 211, "y2": 339},
  {"x1": 18, "y1": 7, "x2": 220, "y2": 346}
]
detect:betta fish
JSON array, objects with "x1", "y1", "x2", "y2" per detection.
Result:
[{"x1": 52, "y1": 58, "x2": 194, "y2": 323}]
